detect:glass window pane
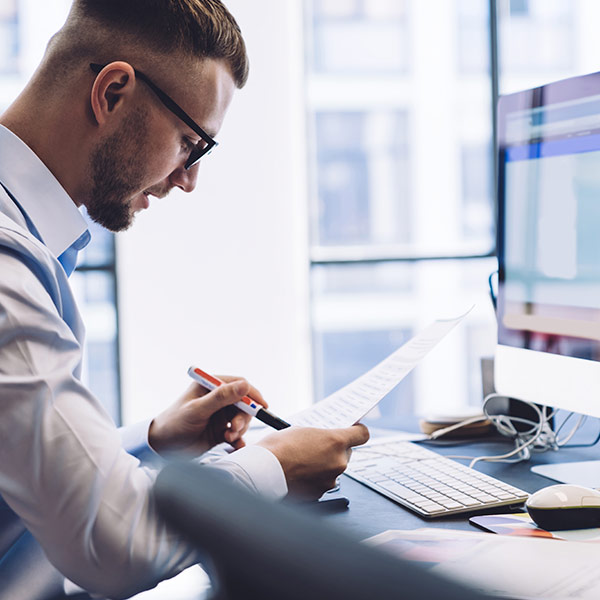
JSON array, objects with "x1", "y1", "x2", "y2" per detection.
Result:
[
  {"x1": 314, "y1": 327, "x2": 416, "y2": 421},
  {"x1": 79, "y1": 209, "x2": 115, "y2": 268},
  {"x1": 457, "y1": 0, "x2": 490, "y2": 74},
  {"x1": 315, "y1": 0, "x2": 362, "y2": 18},
  {"x1": 314, "y1": 110, "x2": 411, "y2": 247},
  {"x1": 311, "y1": 259, "x2": 498, "y2": 422},
  {"x1": 307, "y1": 0, "x2": 494, "y2": 258},
  {"x1": 307, "y1": 0, "x2": 497, "y2": 420},
  {"x1": 70, "y1": 270, "x2": 120, "y2": 423},
  {"x1": 310, "y1": 0, "x2": 409, "y2": 75},
  {"x1": 461, "y1": 144, "x2": 494, "y2": 241},
  {"x1": 498, "y1": 0, "x2": 576, "y2": 90},
  {"x1": 0, "y1": 0, "x2": 18, "y2": 75}
]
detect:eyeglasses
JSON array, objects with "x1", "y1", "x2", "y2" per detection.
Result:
[{"x1": 90, "y1": 63, "x2": 218, "y2": 170}]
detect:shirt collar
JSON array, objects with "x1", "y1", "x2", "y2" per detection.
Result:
[{"x1": 0, "y1": 125, "x2": 89, "y2": 258}]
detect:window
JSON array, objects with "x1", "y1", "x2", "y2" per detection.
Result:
[
  {"x1": 0, "y1": 0, "x2": 18, "y2": 75},
  {"x1": 0, "y1": 1, "x2": 121, "y2": 422},
  {"x1": 498, "y1": 0, "x2": 574, "y2": 79},
  {"x1": 71, "y1": 216, "x2": 121, "y2": 423},
  {"x1": 310, "y1": 0, "x2": 409, "y2": 75},
  {"x1": 314, "y1": 326, "x2": 416, "y2": 420},
  {"x1": 314, "y1": 110, "x2": 411, "y2": 247},
  {"x1": 457, "y1": 0, "x2": 490, "y2": 75},
  {"x1": 461, "y1": 143, "x2": 494, "y2": 240},
  {"x1": 306, "y1": 0, "x2": 600, "y2": 422},
  {"x1": 306, "y1": 0, "x2": 497, "y2": 422}
]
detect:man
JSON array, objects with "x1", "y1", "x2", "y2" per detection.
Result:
[{"x1": 0, "y1": 1, "x2": 369, "y2": 598}]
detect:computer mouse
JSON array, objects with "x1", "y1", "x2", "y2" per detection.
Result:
[{"x1": 526, "y1": 484, "x2": 600, "y2": 530}]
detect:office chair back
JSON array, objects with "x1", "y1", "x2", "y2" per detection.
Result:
[{"x1": 154, "y1": 463, "x2": 492, "y2": 600}]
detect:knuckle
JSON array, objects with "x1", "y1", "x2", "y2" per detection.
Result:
[{"x1": 331, "y1": 431, "x2": 346, "y2": 448}]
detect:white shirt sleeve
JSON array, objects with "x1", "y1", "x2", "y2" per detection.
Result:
[
  {"x1": 0, "y1": 249, "x2": 285, "y2": 599},
  {"x1": 208, "y1": 445, "x2": 288, "y2": 501},
  {"x1": 119, "y1": 419, "x2": 288, "y2": 502},
  {"x1": 120, "y1": 421, "x2": 288, "y2": 500},
  {"x1": 119, "y1": 418, "x2": 164, "y2": 467}
]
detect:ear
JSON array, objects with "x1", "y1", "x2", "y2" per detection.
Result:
[{"x1": 89, "y1": 61, "x2": 137, "y2": 126}]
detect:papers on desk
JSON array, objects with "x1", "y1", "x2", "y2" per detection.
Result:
[
  {"x1": 470, "y1": 512, "x2": 600, "y2": 542},
  {"x1": 365, "y1": 528, "x2": 600, "y2": 599},
  {"x1": 289, "y1": 308, "x2": 472, "y2": 429}
]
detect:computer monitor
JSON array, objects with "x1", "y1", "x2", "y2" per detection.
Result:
[{"x1": 495, "y1": 70, "x2": 600, "y2": 487}]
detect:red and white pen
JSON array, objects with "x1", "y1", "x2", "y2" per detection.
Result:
[{"x1": 188, "y1": 366, "x2": 291, "y2": 431}]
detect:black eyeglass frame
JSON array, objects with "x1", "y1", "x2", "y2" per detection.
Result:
[{"x1": 90, "y1": 63, "x2": 217, "y2": 170}]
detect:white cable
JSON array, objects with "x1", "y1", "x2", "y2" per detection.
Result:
[
  {"x1": 480, "y1": 395, "x2": 554, "y2": 463},
  {"x1": 425, "y1": 392, "x2": 591, "y2": 469},
  {"x1": 556, "y1": 414, "x2": 586, "y2": 447},
  {"x1": 428, "y1": 415, "x2": 490, "y2": 440},
  {"x1": 444, "y1": 454, "x2": 482, "y2": 461},
  {"x1": 469, "y1": 399, "x2": 545, "y2": 467}
]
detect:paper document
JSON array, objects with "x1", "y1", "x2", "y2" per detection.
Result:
[
  {"x1": 365, "y1": 528, "x2": 600, "y2": 599},
  {"x1": 289, "y1": 308, "x2": 472, "y2": 429},
  {"x1": 470, "y1": 512, "x2": 600, "y2": 542}
]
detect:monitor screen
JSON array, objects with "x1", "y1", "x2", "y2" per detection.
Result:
[{"x1": 496, "y1": 71, "x2": 600, "y2": 421}]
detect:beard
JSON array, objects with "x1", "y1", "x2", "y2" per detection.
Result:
[{"x1": 86, "y1": 108, "x2": 150, "y2": 232}]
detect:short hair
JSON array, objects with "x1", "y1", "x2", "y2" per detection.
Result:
[{"x1": 45, "y1": 0, "x2": 248, "y2": 88}]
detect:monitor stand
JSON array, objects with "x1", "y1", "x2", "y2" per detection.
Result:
[{"x1": 531, "y1": 462, "x2": 600, "y2": 488}]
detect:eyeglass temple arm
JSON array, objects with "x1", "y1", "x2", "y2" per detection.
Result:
[{"x1": 89, "y1": 63, "x2": 215, "y2": 147}]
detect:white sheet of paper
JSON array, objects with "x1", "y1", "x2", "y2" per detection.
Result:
[
  {"x1": 366, "y1": 528, "x2": 600, "y2": 599},
  {"x1": 289, "y1": 308, "x2": 472, "y2": 429}
]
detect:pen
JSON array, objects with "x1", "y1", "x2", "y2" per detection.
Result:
[
  {"x1": 309, "y1": 497, "x2": 350, "y2": 513},
  {"x1": 188, "y1": 366, "x2": 291, "y2": 431}
]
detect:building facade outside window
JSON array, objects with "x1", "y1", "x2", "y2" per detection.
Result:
[
  {"x1": 307, "y1": 0, "x2": 497, "y2": 422},
  {"x1": 0, "y1": 0, "x2": 18, "y2": 75},
  {"x1": 306, "y1": 0, "x2": 594, "y2": 423}
]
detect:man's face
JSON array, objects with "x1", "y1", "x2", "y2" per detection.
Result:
[{"x1": 85, "y1": 59, "x2": 236, "y2": 232}]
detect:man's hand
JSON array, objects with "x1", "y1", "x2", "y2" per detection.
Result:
[
  {"x1": 256, "y1": 424, "x2": 370, "y2": 500},
  {"x1": 148, "y1": 376, "x2": 267, "y2": 456}
]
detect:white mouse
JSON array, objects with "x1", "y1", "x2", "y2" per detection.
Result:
[{"x1": 526, "y1": 484, "x2": 600, "y2": 530}]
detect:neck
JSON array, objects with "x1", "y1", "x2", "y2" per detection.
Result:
[{"x1": 0, "y1": 84, "x2": 92, "y2": 207}]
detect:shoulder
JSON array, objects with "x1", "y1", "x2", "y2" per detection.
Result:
[{"x1": 0, "y1": 212, "x2": 64, "y2": 302}]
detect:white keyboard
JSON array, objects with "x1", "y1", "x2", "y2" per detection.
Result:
[{"x1": 346, "y1": 438, "x2": 529, "y2": 518}]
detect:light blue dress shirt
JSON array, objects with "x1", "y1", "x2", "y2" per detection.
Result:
[{"x1": 0, "y1": 125, "x2": 286, "y2": 598}]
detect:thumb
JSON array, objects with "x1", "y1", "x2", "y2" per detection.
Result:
[
  {"x1": 199, "y1": 380, "x2": 251, "y2": 413},
  {"x1": 338, "y1": 423, "x2": 370, "y2": 448}
]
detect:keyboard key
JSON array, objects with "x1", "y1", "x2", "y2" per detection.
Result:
[
  {"x1": 455, "y1": 496, "x2": 480, "y2": 506},
  {"x1": 414, "y1": 501, "x2": 445, "y2": 512},
  {"x1": 438, "y1": 499, "x2": 463, "y2": 509}
]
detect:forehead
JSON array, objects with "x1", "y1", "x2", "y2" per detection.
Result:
[{"x1": 175, "y1": 58, "x2": 237, "y2": 137}]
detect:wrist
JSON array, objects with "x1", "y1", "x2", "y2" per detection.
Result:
[{"x1": 148, "y1": 417, "x2": 168, "y2": 454}]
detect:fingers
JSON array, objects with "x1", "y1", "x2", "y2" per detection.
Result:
[
  {"x1": 195, "y1": 379, "x2": 251, "y2": 414},
  {"x1": 228, "y1": 437, "x2": 246, "y2": 450},
  {"x1": 217, "y1": 375, "x2": 268, "y2": 408},
  {"x1": 256, "y1": 424, "x2": 371, "y2": 500},
  {"x1": 223, "y1": 412, "x2": 251, "y2": 445}
]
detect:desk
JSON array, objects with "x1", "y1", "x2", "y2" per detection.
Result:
[
  {"x1": 324, "y1": 432, "x2": 600, "y2": 539},
  {"x1": 153, "y1": 425, "x2": 600, "y2": 600}
]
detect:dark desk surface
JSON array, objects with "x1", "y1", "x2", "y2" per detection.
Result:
[{"x1": 323, "y1": 431, "x2": 600, "y2": 540}]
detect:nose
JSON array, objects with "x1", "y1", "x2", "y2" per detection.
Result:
[{"x1": 169, "y1": 162, "x2": 199, "y2": 193}]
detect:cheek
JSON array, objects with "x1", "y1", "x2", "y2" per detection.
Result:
[
  {"x1": 142, "y1": 117, "x2": 185, "y2": 179},
  {"x1": 141, "y1": 146, "x2": 178, "y2": 184}
]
